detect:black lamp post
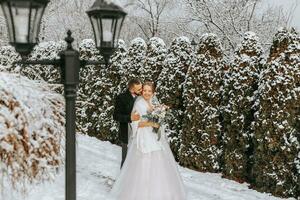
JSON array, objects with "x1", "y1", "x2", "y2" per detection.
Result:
[
  {"x1": 191, "y1": 37, "x2": 197, "y2": 51},
  {"x1": 0, "y1": 0, "x2": 127, "y2": 200},
  {"x1": 87, "y1": 0, "x2": 126, "y2": 64}
]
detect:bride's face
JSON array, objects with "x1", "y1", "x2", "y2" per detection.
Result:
[{"x1": 142, "y1": 85, "x2": 153, "y2": 101}]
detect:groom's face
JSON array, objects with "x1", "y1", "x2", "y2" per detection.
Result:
[{"x1": 133, "y1": 84, "x2": 142, "y2": 95}]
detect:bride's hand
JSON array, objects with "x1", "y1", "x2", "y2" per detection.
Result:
[{"x1": 151, "y1": 122, "x2": 160, "y2": 128}]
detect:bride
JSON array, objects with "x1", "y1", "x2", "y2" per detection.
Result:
[{"x1": 109, "y1": 81, "x2": 187, "y2": 200}]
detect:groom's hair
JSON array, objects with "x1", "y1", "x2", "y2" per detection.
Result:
[{"x1": 128, "y1": 78, "x2": 142, "y2": 89}]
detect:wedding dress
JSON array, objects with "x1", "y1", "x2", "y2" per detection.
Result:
[{"x1": 108, "y1": 96, "x2": 187, "y2": 200}]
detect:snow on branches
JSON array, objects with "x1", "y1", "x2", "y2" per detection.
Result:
[
  {"x1": 119, "y1": 37, "x2": 146, "y2": 91},
  {"x1": 156, "y1": 36, "x2": 195, "y2": 160},
  {"x1": 0, "y1": 45, "x2": 21, "y2": 73},
  {"x1": 0, "y1": 72, "x2": 64, "y2": 190},
  {"x1": 140, "y1": 37, "x2": 167, "y2": 82},
  {"x1": 252, "y1": 28, "x2": 300, "y2": 198},
  {"x1": 76, "y1": 39, "x2": 127, "y2": 143},
  {"x1": 180, "y1": 33, "x2": 224, "y2": 172},
  {"x1": 222, "y1": 31, "x2": 264, "y2": 182},
  {"x1": 21, "y1": 41, "x2": 66, "y2": 86}
]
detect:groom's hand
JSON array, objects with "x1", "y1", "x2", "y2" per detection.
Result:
[{"x1": 131, "y1": 112, "x2": 140, "y2": 121}]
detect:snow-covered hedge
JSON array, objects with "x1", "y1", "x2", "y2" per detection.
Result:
[
  {"x1": 156, "y1": 36, "x2": 195, "y2": 160},
  {"x1": 140, "y1": 37, "x2": 167, "y2": 82},
  {"x1": 76, "y1": 39, "x2": 126, "y2": 143},
  {"x1": 0, "y1": 45, "x2": 21, "y2": 73},
  {"x1": 119, "y1": 37, "x2": 146, "y2": 91},
  {"x1": 179, "y1": 33, "x2": 225, "y2": 172},
  {"x1": 76, "y1": 39, "x2": 103, "y2": 136},
  {"x1": 252, "y1": 28, "x2": 300, "y2": 198},
  {"x1": 0, "y1": 32, "x2": 299, "y2": 198},
  {"x1": 93, "y1": 40, "x2": 127, "y2": 143},
  {"x1": 222, "y1": 32, "x2": 264, "y2": 182},
  {"x1": 21, "y1": 41, "x2": 66, "y2": 88},
  {"x1": 0, "y1": 72, "x2": 64, "y2": 189}
]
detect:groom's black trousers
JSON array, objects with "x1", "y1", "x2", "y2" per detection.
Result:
[{"x1": 121, "y1": 142, "x2": 128, "y2": 168}]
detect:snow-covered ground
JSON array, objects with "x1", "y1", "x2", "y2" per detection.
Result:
[{"x1": 2, "y1": 134, "x2": 296, "y2": 200}]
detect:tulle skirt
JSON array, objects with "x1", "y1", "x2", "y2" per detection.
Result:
[{"x1": 108, "y1": 133, "x2": 187, "y2": 200}]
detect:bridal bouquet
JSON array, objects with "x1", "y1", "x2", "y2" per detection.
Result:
[{"x1": 142, "y1": 105, "x2": 171, "y2": 140}]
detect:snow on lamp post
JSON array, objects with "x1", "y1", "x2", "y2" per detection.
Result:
[
  {"x1": 87, "y1": 0, "x2": 127, "y2": 64},
  {"x1": 0, "y1": 0, "x2": 127, "y2": 200}
]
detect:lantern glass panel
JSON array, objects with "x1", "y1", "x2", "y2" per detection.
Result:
[
  {"x1": 12, "y1": 5, "x2": 30, "y2": 43},
  {"x1": 29, "y1": 6, "x2": 44, "y2": 42},
  {"x1": 101, "y1": 18, "x2": 113, "y2": 47},
  {"x1": 90, "y1": 16, "x2": 100, "y2": 47}
]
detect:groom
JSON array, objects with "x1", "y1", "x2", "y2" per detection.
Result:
[{"x1": 113, "y1": 78, "x2": 142, "y2": 168}]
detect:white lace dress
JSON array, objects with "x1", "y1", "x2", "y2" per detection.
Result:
[{"x1": 108, "y1": 96, "x2": 187, "y2": 200}]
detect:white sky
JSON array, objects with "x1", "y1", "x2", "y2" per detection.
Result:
[
  {"x1": 0, "y1": 0, "x2": 299, "y2": 30},
  {"x1": 261, "y1": 0, "x2": 300, "y2": 29}
]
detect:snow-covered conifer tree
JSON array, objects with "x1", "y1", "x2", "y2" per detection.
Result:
[
  {"x1": 252, "y1": 28, "x2": 300, "y2": 198},
  {"x1": 76, "y1": 39, "x2": 126, "y2": 143},
  {"x1": 140, "y1": 37, "x2": 167, "y2": 82},
  {"x1": 95, "y1": 40, "x2": 127, "y2": 143},
  {"x1": 179, "y1": 33, "x2": 224, "y2": 172},
  {"x1": 156, "y1": 36, "x2": 195, "y2": 159},
  {"x1": 119, "y1": 37, "x2": 146, "y2": 91},
  {"x1": 108, "y1": 39, "x2": 127, "y2": 94},
  {"x1": 222, "y1": 32, "x2": 264, "y2": 182},
  {"x1": 76, "y1": 39, "x2": 103, "y2": 136}
]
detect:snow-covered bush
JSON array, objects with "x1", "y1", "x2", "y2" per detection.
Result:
[
  {"x1": 109, "y1": 39, "x2": 127, "y2": 94},
  {"x1": 76, "y1": 39, "x2": 126, "y2": 143},
  {"x1": 20, "y1": 41, "x2": 66, "y2": 88},
  {"x1": 179, "y1": 33, "x2": 225, "y2": 172},
  {"x1": 252, "y1": 28, "x2": 300, "y2": 198},
  {"x1": 76, "y1": 39, "x2": 103, "y2": 136},
  {"x1": 94, "y1": 40, "x2": 127, "y2": 143},
  {"x1": 156, "y1": 36, "x2": 195, "y2": 160},
  {"x1": 0, "y1": 72, "x2": 64, "y2": 190},
  {"x1": 222, "y1": 32, "x2": 264, "y2": 182},
  {"x1": 119, "y1": 37, "x2": 146, "y2": 91},
  {"x1": 0, "y1": 45, "x2": 21, "y2": 73},
  {"x1": 140, "y1": 37, "x2": 167, "y2": 82}
]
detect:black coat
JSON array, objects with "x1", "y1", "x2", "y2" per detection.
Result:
[{"x1": 113, "y1": 89, "x2": 135, "y2": 144}]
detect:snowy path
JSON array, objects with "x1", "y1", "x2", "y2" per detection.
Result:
[{"x1": 2, "y1": 134, "x2": 295, "y2": 200}]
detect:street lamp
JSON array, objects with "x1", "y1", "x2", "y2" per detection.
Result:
[
  {"x1": 0, "y1": 0, "x2": 127, "y2": 200},
  {"x1": 191, "y1": 38, "x2": 197, "y2": 51},
  {"x1": 87, "y1": 0, "x2": 126, "y2": 64},
  {"x1": 0, "y1": 0, "x2": 49, "y2": 57}
]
